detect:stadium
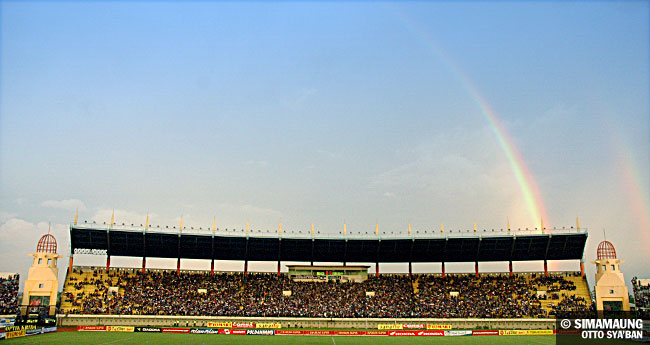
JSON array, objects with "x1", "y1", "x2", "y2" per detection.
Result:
[
  {"x1": 1, "y1": 1, "x2": 649, "y2": 344},
  {"x1": 2, "y1": 216, "x2": 647, "y2": 344}
]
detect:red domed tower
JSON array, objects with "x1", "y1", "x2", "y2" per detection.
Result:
[
  {"x1": 592, "y1": 240, "x2": 630, "y2": 313},
  {"x1": 36, "y1": 233, "x2": 58, "y2": 253},
  {"x1": 21, "y1": 232, "x2": 62, "y2": 316},
  {"x1": 597, "y1": 240, "x2": 617, "y2": 259}
]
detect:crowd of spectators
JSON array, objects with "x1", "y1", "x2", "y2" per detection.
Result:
[
  {"x1": 632, "y1": 276, "x2": 650, "y2": 319},
  {"x1": 62, "y1": 268, "x2": 592, "y2": 318},
  {"x1": 0, "y1": 274, "x2": 19, "y2": 315},
  {"x1": 413, "y1": 274, "x2": 547, "y2": 318}
]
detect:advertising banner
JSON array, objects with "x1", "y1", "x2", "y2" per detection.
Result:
[
  {"x1": 366, "y1": 331, "x2": 389, "y2": 336},
  {"x1": 389, "y1": 331, "x2": 418, "y2": 336},
  {"x1": 0, "y1": 318, "x2": 15, "y2": 327},
  {"x1": 207, "y1": 322, "x2": 232, "y2": 328},
  {"x1": 306, "y1": 330, "x2": 334, "y2": 335},
  {"x1": 276, "y1": 330, "x2": 303, "y2": 335},
  {"x1": 378, "y1": 324, "x2": 403, "y2": 330},
  {"x1": 26, "y1": 328, "x2": 44, "y2": 336},
  {"x1": 426, "y1": 324, "x2": 452, "y2": 330},
  {"x1": 218, "y1": 329, "x2": 246, "y2": 335},
  {"x1": 444, "y1": 330, "x2": 472, "y2": 336},
  {"x1": 106, "y1": 326, "x2": 134, "y2": 332},
  {"x1": 0, "y1": 332, "x2": 4, "y2": 340},
  {"x1": 524, "y1": 329, "x2": 554, "y2": 335},
  {"x1": 5, "y1": 324, "x2": 37, "y2": 337},
  {"x1": 233, "y1": 322, "x2": 255, "y2": 328},
  {"x1": 135, "y1": 327, "x2": 161, "y2": 333},
  {"x1": 403, "y1": 324, "x2": 425, "y2": 329},
  {"x1": 190, "y1": 329, "x2": 219, "y2": 334},
  {"x1": 5, "y1": 330, "x2": 25, "y2": 339},
  {"x1": 43, "y1": 327, "x2": 57, "y2": 334},
  {"x1": 417, "y1": 330, "x2": 445, "y2": 336},
  {"x1": 161, "y1": 328, "x2": 190, "y2": 334},
  {"x1": 472, "y1": 330, "x2": 499, "y2": 335},
  {"x1": 499, "y1": 330, "x2": 528, "y2": 336},
  {"x1": 246, "y1": 329, "x2": 274, "y2": 335},
  {"x1": 78, "y1": 326, "x2": 106, "y2": 331},
  {"x1": 255, "y1": 323, "x2": 281, "y2": 329},
  {"x1": 3, "y1": 326, "x2": 37, "y2": 339},
  {"x1": 336, "y1": 331, "x2": 366, "y2": 336}
]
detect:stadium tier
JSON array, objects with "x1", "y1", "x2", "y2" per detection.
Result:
[
  {"x1": 0, "y1": 273, "x2": 19, "y2": 315},
  {"x1": 60, "y1": 267, "x2": 592, "y2": 318}
]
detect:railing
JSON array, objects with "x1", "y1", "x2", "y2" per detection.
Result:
[
  {"x1": 67, "y1": 265, "x2": 582, "y2": 277},
  {"x1": 72, "y1": 221, "x2": 587, "y2": 240}
]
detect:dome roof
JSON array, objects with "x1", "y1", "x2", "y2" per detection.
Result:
[
  {"x1": 596, "y1": 240, "x2": 616, "y2": 260},
  {"x1": 37, "y1": 233, "x2": 57, "y2": 253}
]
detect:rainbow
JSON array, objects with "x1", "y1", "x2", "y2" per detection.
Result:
[
  {"x1": 612, "y1": 137, "x2": 650, "y2": 253},
  {"x1": 393, "y1": 8, "x2": 548, "y2": 227}
]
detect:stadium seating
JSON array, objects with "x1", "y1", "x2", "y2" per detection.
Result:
[
  {"x1": 0, "y1": 273, "x2": 19, "y2": 315},
  {"x1": 60, "y1": 267, "x2": 592, "y2": 318}
]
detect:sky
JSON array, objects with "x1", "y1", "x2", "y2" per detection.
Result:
[{"x1": 0, "y1": 1, "x2": 648, "y2": 293}]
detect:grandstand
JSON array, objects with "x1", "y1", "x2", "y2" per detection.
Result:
[
  {"x1": 59, "y1": 223, "x2": 592, "y2": 323},
  {"x1": 0, "y1": 273, "x2": 19, "y2": 316},
  {"x1": 60, "y1": 267, "x2": 591, "y2": 319}
]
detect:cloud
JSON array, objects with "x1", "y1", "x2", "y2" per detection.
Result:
[
  {"x1": 0, "y1": 211, "x2": 17, "y2": 224},
  {"x1": 366, "y1": 125, "x2": 534, "y2": 227},
  {"x1": 42, "y1": 199, "x2": 86, "y2": 211}
]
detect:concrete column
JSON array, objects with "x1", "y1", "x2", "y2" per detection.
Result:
[
  {"x1": 176, "y1": 258, "x2": 181, "y2": 275},
  {"x1": 244, "y1": 260, "x2": 248, "y2": 276},
  {"x1": 106, "y1": 255, "x2": 110, "y2": 272},
  {"x1": 544, "y1": 260, "x2": 548, "y2": 277},
  {"x1": 68, "y1": 255, "x2": 74, "y2": 274},
  {"x1": 376, "y1": 262, "x2": 379, "y2": 276},
  {"x1": 475, "y1": 261, "x2": 479, "y2": 278},
  {"x1": 580, "y1": 260, "x2": 585, "y2": 277},
  {"x1": 509, "y1": 261, "x2": 513, "y2": 277},
  {"x1": 408, "y1": 262, "x2": 412, "y2": 279},
  {"x1": 142, "y1": 257, "x2": 146, "y2": 274},
  {"x1": 277, "y1": 261, "x2": 281, "y2": 276},
  {"x1": 442, "y1": 262, "x2": 445, "y2": 278},
  {"x1": 211, "y1": 259, "x2": 214, "y2": 275}
]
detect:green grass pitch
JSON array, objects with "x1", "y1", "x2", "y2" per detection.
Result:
[{"x1": 4, "y1": 332, "x2": 556, "y2": 345}]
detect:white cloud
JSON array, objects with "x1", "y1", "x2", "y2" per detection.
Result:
[
  {"x1": 366, "y1": 125, "x2": 535, "y2": 227},
  {"x1": 0, "y1": 211, "x2": 17, "y2": 223},
  {"x1": 42, "y1": 199, "x2": 86, "y2": 211}
]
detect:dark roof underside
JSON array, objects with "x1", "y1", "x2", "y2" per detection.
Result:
[{"x1": 70, "y1": 227, "x2": 587, "y2": 263}]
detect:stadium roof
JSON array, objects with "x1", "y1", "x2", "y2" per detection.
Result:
[{"x1": 70, "y1": 225, "x2": 587, "y2": 263}]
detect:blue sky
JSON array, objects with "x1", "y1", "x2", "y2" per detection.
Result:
[{"x1": 1, "y1": 1, "x2": 648, "y2": 289}]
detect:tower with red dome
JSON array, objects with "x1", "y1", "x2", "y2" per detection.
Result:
[
  {"x1": 591, "y1": 240, "x2": 630, "y2": 312},
  {"x1": 20, "y1": 232, "x2": 62, "y2": 316}
]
